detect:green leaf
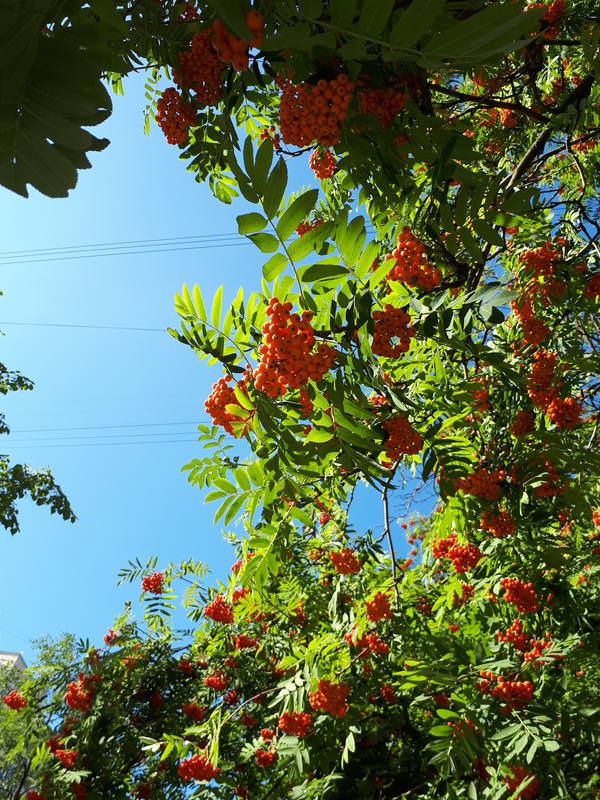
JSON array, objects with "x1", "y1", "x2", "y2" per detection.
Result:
[
  {"x1": 276, "y1": 189, "x2": 319, "y2": 241},
  {"x1": 205, "y1": 0, "x2": 251, "y2": 40},
  {"x1": 254, "y1": 139, "x2": 274, "y2": 197},
  {"x1": 211, "y1": 286, "x2": 223, "y2": 328},
  {"x1": 300, "y1": 264, "x2": 349, "y2": 284},
  {"x1": 263, "y1": 158, "x2": 288, "y2": 218},
  {"x1": 248, "y1": 233, "x2": 280, "y2": 253},
  {"x1": 306, "y1": 427, "x2": 335, "y2": 443},
  {"x1": 429, "y1": 725, "x2": 453, "y2": 737},
  {"x1": 389, "y1": 0, "x2": 445, "y2": 49},
  {"x1": 192, "y1": 285, "x2": 207, "y2": 322},
  {"x1": 237, "y1": 212, "x2": 268, "y2": 234},
  {"x1": 262, "y1": 253, "x2": 288, "y2": 281},
  {"x1": 358, "y1": 0, "x2": 395, "y2": 37}
]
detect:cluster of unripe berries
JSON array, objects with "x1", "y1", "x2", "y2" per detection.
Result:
[
  {"x1": 385, "y1": 227, "x2": 442, "y2": 290},
  {"x1": 279, "y1": 75, "x2": 353, "y2": 147},
  {"x1": 254, "y1": 299, "x2": 336, "y2": 397},
  {"x1": 382, "y1": 414, "x2": 423, "y2": 461}
]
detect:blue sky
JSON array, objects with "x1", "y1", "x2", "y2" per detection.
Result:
[{"x1": 0, "y1": 75, "x2": 416, "y2": 663}]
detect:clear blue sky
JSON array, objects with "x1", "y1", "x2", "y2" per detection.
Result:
[{"x1": 0, "y1": 75, "x2": 416, "y2": 663}]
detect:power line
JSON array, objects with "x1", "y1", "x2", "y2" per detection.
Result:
[
  {"x1": 11, "y1": 420, "x2": 203, "y2": 433},
  {"x1": 3, "y1": 438, "x2": 202, "y2": 450},
  {"x1": 7, "y1": 429, "x2": 200, "y2": 443},
  {"x1": 0, "y1": 321, "x2": 165, "y2": 332}
]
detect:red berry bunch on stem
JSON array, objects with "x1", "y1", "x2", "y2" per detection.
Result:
[
  {"x1": 279, "y1": 75, "x2": 353, "y2": 147},
  {"x1": 372, "y1": 305, "x2": 416, "y2": 357},
  {"x1": 254, "y1": 299, "x2": 336, "y2": 397},
  {"x1": 174, "y1": 30, "x2": 223, "y2": 106},
  {"x1": 308, "y1": 679, "x2": 350, "y2": 717},
  {"x1": 328, "y1": 548, "x2": 361, "y2": 574},
  {"x1": 204, "y1": 595, "x2": 234, "y2": 624},
  {"x1": 501, "y1": 578, "x2": 539, "y2": 613},
  {"x1": 308, "y1": 148, "x2": 337, "y2": 179},
  {"x1": 278, "y1": 710, "x2": 312, "y2": 737},
  {"x1": 156, "y1": 88, "x2": 196, "y2": 145},
  {"x1": 178, "y1": 754, "x2": 220, "y2": 782},
  {"x1": 386, "y1": 227, "x2": 441, "y2": 290},
  {"x1": 383, "y1": 414, "x2": 422, "y2": 460},
  {"x1": 141, "y1": 572, "x2": 164, "y2": 595}
]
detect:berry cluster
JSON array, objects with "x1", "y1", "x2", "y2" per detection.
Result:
[
  {"x1": 259, "y1": 126, "x2": 281, "y2": 150},
  {"x1": 174, "y1": 30, "x2": 223, "y2": 106},
  {"x1": 372, "y1": 304, "x2": 416, "y2": 357},
  {"x1": 295, "y1": 218, "x2": 324, "y2": 237},
  {"x1": 545, "y1": 395, "x2": 582, "y2": 429},
  {"x1": 481, "y1": 510, "x2": 515, "y2": 538},
  {"x1": 55, "y1": 748, "x2": 78, "y2": 769},
  {"x1": 141, "y1": 571, "x2": 164, "y2": 594},
  {"x1": 205, "y1": 373, "x2": 251, "y2": 435},
  {"x1": 510, "y1": 409, "x2": 535, "y2": 436},
  {"x1": 254, "y1": 299, "x2": 336, "y2": 397},
  {"x1": 383, "y1": 414, "x2": 423, "y2": 460},
  {"x1": 357, "y1": 84, "x2": 407, "y2": 128},
  {"x1": 178, "y1": 754, "x2": 221, "y2": 782},
  {"x1": 182, "y1": 701, "x2": 206, "y2": 721},
  {"x1": 501, "y1": 578, "x2": 539, "y2": 613},
  {"x1": 584, "y1": 272, "x2": 600, "y2": 299},
  {"x1": 278, "y1": 710, "x2": 312, "y2": 737},
  {"x1": 500, "y1": 108, "x2": 519, "y2": 128},
  {"x1": 366, "y1": 591, "x2": 392, "y2": 622},
  {"x1": 447, "y1": 542, "x2": 483, "y2": 574},
  {"x1": 204, "y1": 595, "x2": 234, "y2": 624},
  {"x1": 345, "y1": 629, "x2": 389, "y2": 656},
  {"x1": 2, "y1": 690, "x2": 27, "y2": 710},
  {"x1": 534, "y1": 459, "x2": 564, "y2": 497},
  {"x1": 308, "y1": 149, "x2": 337, "y2": 179},
  {"x1": 156, "y1": 88, "x2": 196, "y2": 145},
  {"x1": 329, "y1": 547, "x2": 361, "y2": 574},
  {"x1": 233, "y1": 634, "x2": 258, "y2": 650},
  {"x1": 518, "y1": 240, "x2": 560, "y2": 278},
  {"x1": 511, "y1": 298, "x2": 550, "y2": 346},
  {"x1": 527, "y1": 350, "x2": 560, "y2": 408},
  {"x1": 477, "y1": 671, "x2": 534, "y2": 711},
  {"x1": 255, "y1": 748, "x2": 278, "y2": 767},
  {"x1": 308, "y1": 679, "x2": 350, "y2": 717},
  {"x1": 379, "y1": 683, "x2": 397, "y2": 703},
  {"x1": 496, "y1": 619, "x2": 531, "y2": 651},
  {"x1": 385, "y1": 228, "x2": 441, "y2": 290},
  {"x1": 64, "y1": 673, "x2": 101, "y2": 714},
  {"x1": 212, "y1": 11, "x2": 264, "y2": 71},
  {"x1": 455, "y1": 467, "x2": 504, "y2": 501},
  {"x1": 203, "y1": 670, "x2": 228, "y2": 691},
  {"x1": 504, "y1": 766, "x2": 541, "y2": 799},
  {"x1": 279, "y1": 75, "x2": 353, "y2": 147}
]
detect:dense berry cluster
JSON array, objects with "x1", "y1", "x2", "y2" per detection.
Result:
[
  {"x1": 383, "y1": 414, "x2": 423, "y2": 460},
  {"x1": 55, "y1": 749, "x2": 78, "y2": 769},
  {"x1": 278, "y1": 710, "x2": 312, "y2": 737},
  {"x1": 518, "y1": 240, "x2": 560, "y2": 278},
  {"x1": 366, "y1": 591, "x2": 392, "y2": 622},
  {"x1": 510, "y1": 409, "x2": 535, "y2": 436},
  {"x1": 501, "y1": 578, "x2": 539, "y2": 613},
  {"x1": 329, "y1": 547, "x2": 361, "y2": 574},
  {"x1": 255, "y1": 748, "x2": 278, "y2": 767},
  {"x1": 213, "y1": 11, "x2": 264, "y2": 71},
  {"x1": 432, "y1": 535, "x2": 482, "y2": 572},
  {"x1": 496, "y1": 618, "x2": 531, "y2": 651},
  {"x1": 481, "y1": 510, "x2": 515, "y2": 538},
  {"x1": 233, "y1": 634, "x2": 258, "y2": 650},
  {"x1": 308, "y1": 149, "x2": 337, "y2": 179},
  {"x1": 204, "y1": 595, "x2": 234, "y2": 623},
  {"x1": 174, "y1": 30, "x2": 223, "y2": 106},
  {"x1": 545, "y1": 395, "x2": 582, "y2": 429},
  {"x1": 308, "y1": 679, "x2": 350, "y2": 717},
  {"x1": 345, "y1": 628, "x2": 389, "y2": 656},
  {"x1": 477, "y1": 671, "x2": 534, "y2": 711},
  {"x1": 372, "y1": 305, "x2": 416, "y2": 357},
  {"x1": 584, "y1": 272, "x2": 600, "y2": 298},
  {"x1": 156, "y1": 88, "x2": 196, "y2": 145},
  {"x1": 527, "y1": 350, "x2": 560, "y2": 408},
  {"x1": 503, "y1": 765, "x2": 540, "y2": 799},
  {"x1": 511, "y1": 297, "x2": 550, "y2": 346},
  {"x1": 455, "y1": 467, "x2": 504, "y2": 501},
  {"x1": 279, "y1": 75, "x2": 353, "y2": 147},
  {"x1": 2, "y1": 689, "x2": 27, "y2": 710},
  {"x1": 64, "y1": 672, "x2": 101, "y2": 713},
  {"x1": 203, "y1": 670, "x2": 228, "y2": 691},
  {"x1": 358, "y1": 84, "x2": 407, "y2": 128},
  {"x1": 385, "y1": 228, "x2": 442, "y2": 290},
  {"x1": 379, "y1": 683, "x2": 397, "y2": 703},
  {"x1": 205, "y1": 373, "x2": 251, "y2": 435},
  {"x1": 254, "y1": 299, "x2": 336, "y2": 397},
  {"x1": 141, "y1": 571, "x2": 164, "y2": 594},
  {"x1": 178, "y1": 754, "x2": 221, "y2": 782},
  {"x1": 182, "y1": 701, "x2": 206, "y2": 721}
]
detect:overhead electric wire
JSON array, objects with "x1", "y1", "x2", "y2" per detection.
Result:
[
  {"x1": 0, "y1": 225, "x2": 376, "y2": 267},
  {"x1": 8, "y1": 429, "x2": 200, "y2": 443},
  {"x1": 3, "y1": 439, "x2": 202, "y2": 450},
  {"x1": 11, "y1": 420, "x2": 203, "y2": 433},
  {"x1": 0, "y1": 321, "x2": 166, "y2": 332}
]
